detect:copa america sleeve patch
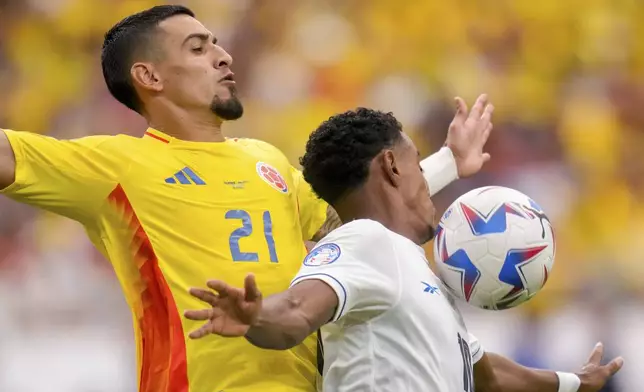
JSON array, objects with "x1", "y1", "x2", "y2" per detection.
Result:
[{"x1": 303, "y1": 243, "x2": 342, "y2": 266}]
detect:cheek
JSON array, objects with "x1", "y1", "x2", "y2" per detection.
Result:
[
  {"x1": 415, "y1": 176, "x2": 434, "y2": 211},
  {"x1": 403, "y1": 174, "x2": 428, "y2": 203},
  {"x1": 172, "y1": 62, "x2": 213, "y2": 84}
]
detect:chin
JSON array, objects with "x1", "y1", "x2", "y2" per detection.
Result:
[{"x1": 211, "y1": 94, "x2": 244, "y2": 121}]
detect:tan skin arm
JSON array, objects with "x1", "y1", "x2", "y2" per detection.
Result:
[
  {"x1": 311, "y1": 205, "x2": 343, "y2": 242},
  {"x1": 0, "y1": 131, "x2": 16, "y2": 190}
]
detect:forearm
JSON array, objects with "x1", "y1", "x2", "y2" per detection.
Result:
[
  {"x1": 476, "y1": 352, "x2": 559, "y2": 392},
  {"x1": 245, "y1": 290, "x2": 323, "y2": 350},
  {"x1": 420, "y1": 147, "x2": 459, "y2": 196}
]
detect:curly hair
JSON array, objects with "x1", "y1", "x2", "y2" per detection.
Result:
[{"x1": 300, "y1": 107, "x2": 403, "y2": 205}]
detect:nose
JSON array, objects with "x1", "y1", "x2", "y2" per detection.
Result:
[{"x1": 214, "y1": 47, "x2": 233, "y2": 69}]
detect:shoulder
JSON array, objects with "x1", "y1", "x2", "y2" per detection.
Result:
[
  {"x1": 315, "y1": 219, "x2": 394, "y2": 258},
  {"x1": 233, "y1": 138, "x2": 286, "y2": 156},
  {"x1": 38, "y1": 134, "x2": 138, "y2": 154},
  {"x1": 1, "y1": 130, "x2": 124, "y2": 154},
  {"x1": 81, "y1": 134, "x2": 164, "y2": 160},
  {"x1": 233, "y1": 137, "x2": 297, "y2": 180},
  {"x1": 94, "y1": 134, "x2": 143, "y2": 150},
  {"x1": 328, "y1": 219, "x2": 390, "y2": 240}
]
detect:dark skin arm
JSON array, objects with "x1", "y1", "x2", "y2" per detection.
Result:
[
  {"x1": 0, "y1": 131, "x2": 16, "y2": 189},
  {"x1": 474, "y1": 352, "x2": 557, "y2": 392},
  {"x1": 474, "y1": 344, "x2": 623, "y2": 392},
  {"x1": 185, "y1": 274, "x2": 338, "y2": 350}
]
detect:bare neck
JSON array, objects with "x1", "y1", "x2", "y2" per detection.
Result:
[{"x1": 145, "y1": 102, "x2": 225, "y2": 143}]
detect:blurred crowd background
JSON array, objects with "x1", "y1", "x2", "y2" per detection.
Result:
[{"x1": 0, "y1": 0, "x2": 643, "y2": 390}]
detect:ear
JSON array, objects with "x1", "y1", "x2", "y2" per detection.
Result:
[
  {"x1": 381, "y1": 149, "x2": 401, "y2": 188},
  {"x1": 131, "y1": 62, "x2": 163, "y2": 93}
]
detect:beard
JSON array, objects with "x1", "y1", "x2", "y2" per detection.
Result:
[{"x1": 210, "y1": 86, "x2": 244, "y2": 120}]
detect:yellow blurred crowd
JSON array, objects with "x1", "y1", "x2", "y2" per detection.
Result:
[{"x1": 1, "y1": 0, "x2": 644, "y2": 309}]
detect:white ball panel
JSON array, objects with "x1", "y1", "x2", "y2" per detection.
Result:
[{"x1": 434, "y1": 186, "x2": 556, "y2": 311}]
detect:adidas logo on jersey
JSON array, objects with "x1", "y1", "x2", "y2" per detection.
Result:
[{"x1": 165, "y1": 167, "x2": 206, "y2": 185}]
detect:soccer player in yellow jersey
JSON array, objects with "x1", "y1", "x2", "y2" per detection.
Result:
[{"x1": 0, "y1": 5, "x2": 494, "y2": 392}]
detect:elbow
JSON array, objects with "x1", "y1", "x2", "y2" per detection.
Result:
[
  {"x1": 244, "y1": 330, "x2": 304, "y2": 351},
  {"x1": 278, "y1": 329, "x2": 309, "y2": 350}
]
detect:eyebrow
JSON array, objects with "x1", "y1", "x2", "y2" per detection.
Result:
[{"x1": 182, "y1": 33, "x2": 216, "y2": 46}]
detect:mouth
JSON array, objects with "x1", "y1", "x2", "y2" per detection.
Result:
[{"x1": 219, "y1": 73, "x2": 236, "y2": 85}]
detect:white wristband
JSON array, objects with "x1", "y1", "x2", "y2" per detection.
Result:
[
  {"x1": 556, "y1": 372, "x2": 581, "y2": 392},
  {"x1": 420, "y1": 147, "x2": 459, "y2": 196}
]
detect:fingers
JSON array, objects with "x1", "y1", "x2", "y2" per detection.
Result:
[
  {"x1": 587, "y1": 342, "x2": 605, "y2": 365},
  {"x1": 481, "y1": 103, "x2": 494, "y2": 121},
  {"x1": 453, "y1": 97, "x2": 469, "y2": 125},
  {"x1": 207, "y1": 279, "x2": 244, "y2": 299},
  {"x1": 188, "y1": 324, "x2": 213, "y2": 340},
  {"x1": 184, "y1": 308, "x2": 215, "y2": 321},
  {"x1": 469, "y1": 94, "x2": 489, "y2": 119},
  {"x1": 244, "y1": 274, "x2": 261, "y2": 302},
  {"x1": 605, "y1": 357, "x2": 625, "y2": 376},
  {"x1": 482, "y1": 122, "x2": 493, "y2": 141},
  {"x1": 189, "y1": 287, "x2": 220, "y2": 306}
]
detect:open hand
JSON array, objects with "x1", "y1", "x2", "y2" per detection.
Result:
[
  {"x1": 184, "y1": 274, "x2": 263, "y2": 339},
  {"x1": 445, "y1": 94, "x2": 494, "y2": 178},
  {"x1": 577, "y1": 342, "x2": 624, "y2": 392}
]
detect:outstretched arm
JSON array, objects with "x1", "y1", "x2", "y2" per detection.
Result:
[
  {"x1": 185, "y1": 275, "x2": 337, "y2": 350},
  {"x1": 244, "y1": 279, "x2": 337, "y2": 350},
  {"x1": 0, "y1": 129, "x2": 121, "y2": 221},
  {"x1": 474, "y1": 344, "x2": 623, "y2": 392},
  {"x1": 474, "y1": 352, "x2": 558, "y2": 392},
  {"x1": 0, "y1": 130, "x2": 16, "y2": 189}
]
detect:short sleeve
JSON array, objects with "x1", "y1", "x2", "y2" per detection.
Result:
[
  {"x1": 290, "y1": 167, "x2": 328, "y2": 241},
  {"x1": 290, "y1": 220, "x2": 400, "y2": 323},
  {"x1": 0, "y1": 129, "x2": 122, "y2": 222},
  {"x1": 468, "y1": 333, "x2": 485, "y2": 364}
]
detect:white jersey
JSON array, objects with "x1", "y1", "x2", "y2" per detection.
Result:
[{"x1": 291, "y1": 219, "x2": 484, "y2": 392}]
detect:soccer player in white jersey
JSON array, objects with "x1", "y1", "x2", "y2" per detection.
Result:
[{"x1": 186, "y1": 107, "x2": 623, "y2": 392}]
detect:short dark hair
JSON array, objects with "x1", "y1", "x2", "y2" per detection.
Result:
[
  {"x1": 101, "y1": 5, "x2": 195, "y2": 113},
  {"x1": 300, "y1": 108, "x2": 403, "y2": 204}
]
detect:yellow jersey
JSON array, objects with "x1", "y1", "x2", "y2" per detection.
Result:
[{"x1": 0, "y1": 128, "x2": 328, "y2": 392}]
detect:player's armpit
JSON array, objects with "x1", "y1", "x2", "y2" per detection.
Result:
[
  {"x1": 246, "y1": 279, "x2": 337, "y2": 350},
  {"x1": 473, "y1": 352, "x2": 558, "y2": 392},
  {"x1": 311, "y1": 205, "x2": 342, "y2": 242},
  {"x1": 0, "y1": 130, "x2": 16, "y2": 190}
]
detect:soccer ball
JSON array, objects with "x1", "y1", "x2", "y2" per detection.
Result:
[{"x1": 433, "y1": 186, "x2": 555, "y2": 310}]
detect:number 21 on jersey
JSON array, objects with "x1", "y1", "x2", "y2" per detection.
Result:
[{"x1": 226, "y1": 209, "x2": 278, "y2": 263}]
